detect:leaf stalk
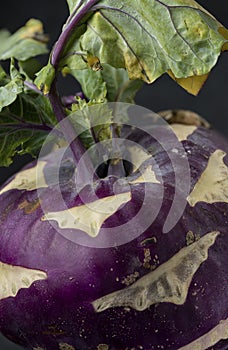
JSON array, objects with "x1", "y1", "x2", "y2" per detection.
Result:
[{"x1": 48, "y1": 1, "x2": 102, "y2": 182}]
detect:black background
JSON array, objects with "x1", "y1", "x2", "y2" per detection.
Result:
[{"x1": 0, "y1": 1, "x2": 227, "y2": 349}]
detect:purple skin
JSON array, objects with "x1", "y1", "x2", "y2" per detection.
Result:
[{"x1": 0, "y1": 123, "x2": 228, "y2": 350}]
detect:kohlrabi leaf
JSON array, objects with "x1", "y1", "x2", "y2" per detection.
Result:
[
  {"x1": 101, "y1": 64, "x2": 143, "y2": 103},
  {"x1": 71, "y1": 68, "x2": 107, "y2": 101},
  {"x1": 70, "y1": 99, "x2": 113, "y2": 150},
  {"x1": 0, "y1": 19, "x2": 48, "y2": 61},
  {"x1": 62, "y1": 0, "x2": 227, "y2": 95},
  {"x1": 13, "y1": 93, "x2": 57, "y2": 126},
  {"x1": 0, "y1": 128, "x2": 46, "y2": 167},
  {"x1": 167, "y1": 70, "x2": 209, "y2": 95},
  {"x1": 0, "y1": 92, "x2": 56, "y2": 167},
  {"x1": 35, "y1": 62, "x2": 56, "y2": 94},
  {"x1": 0, "y1": 59, "x2": 23, "y2": 112},
  {"x1": 65, "y1": 63, "x2": 143, "y2": 102}
]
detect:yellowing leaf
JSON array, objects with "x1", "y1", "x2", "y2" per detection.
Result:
[
  {"x1": 86, "y1": 53, "x2": 103, "y2": 71},
  {"x1": 219, "y1": 27, "x2": 228, "y2": 51},
  {"x1": 168, "y1": 70, "x2": 209, "y2": 96},
  {"x1": 62, "y1": 0, "x2": 227, "y2": 95},
  {"x1": 35, "y1": 63, "x2": 56, "y2": 95},
  {"x1": 0, "y1": 19, "x2": 48, "y2": 61}
]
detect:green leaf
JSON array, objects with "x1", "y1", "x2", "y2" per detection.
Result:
[
  {"x1": 18, "y1": 131, "x2": 50, "y2": 158},
  {"x1": 0, "y1": 65, "x2": 7, "y2": 83},
  {"x1": 0, "y1": 129, "x2": 47, "y2": 167},
  {"x1": 71, "y1": 63, "x2": 142, "y2": 102},
  {"x1": 0, "y1": 128, "x2": 32, "y2": 167},
  {"x1": 70, "y1": 68, "x2": 107, "y2": 101},
  {"x1": 0, "y1": 92, "x2": 56, "y2": 167},
  {"x1": 0, "y1": 59, "x2": 23, "y2": 112},
  {"x1": 10, "y1": 59, "x2": 23, "y2": 82},
  {"x1": 66, "y1": 0, "x2": 84, "y2": 15},
  {"x1": 101, "y1": 64, "x2": 143, "y2": 103},
  {"x1": 34, "y1": 62, "x2": 56, "y2": 94},
  {"x1": 69, "y1": 99, "x2": 113, "y2": 150},
  {"x1": 62, "y1": 0, "x2": 227, "y2": 95},
  {"x1": 0, "y1": 19, "x2": 48, "y2": 61},
  {"x1": 11, "y1": 93, "x2": 57, "y2": 126},
  {"x1": 0, "y1": 81, "x2": 21, "y2": 112}
]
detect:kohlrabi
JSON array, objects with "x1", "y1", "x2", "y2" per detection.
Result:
[{"x1": 0, "y1": 1, "x2": 228, "y2": 350}]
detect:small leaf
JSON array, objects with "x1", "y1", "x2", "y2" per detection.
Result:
[
  {"x1": 10, "y1": 58, "x2": 23, "y2": 82},
  {"x1": 35, "y1": 63, "x2": 56, "y2": 94},
  {"x1": 0, "y1": 19, "x2": 48, "y2": 61},
  {"x1": 0, "y1": 81, "x2": 22, "y2": 113},
  {"x1": 0, "y1": 60, "x2": 23, "y2": 112},
  {"x1": 62, "y1": 0, "x2": 227, "y2": 95}
]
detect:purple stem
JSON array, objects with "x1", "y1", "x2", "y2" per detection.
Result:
[
  {"x1": 107, "y1": 124, "x2": 126, "y2": 177},
  {"x1": 48, "y1": 82, "x2": 96, "y2": 182},
  {"x1": 24, "y1": 81, "x2": 43, "y2": 95},
  {"x1": 51, "y1": 0, "x2": 101, "y2": 68},
  {"x1": 48, "y1": 1, "x2": 101, "y2": 182},
  {"x1": 1, "y1": 123, "x2": 52, "y2": 132}
]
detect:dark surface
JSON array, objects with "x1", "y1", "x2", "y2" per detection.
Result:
[{"x1": 0, "y1": 0, "x2": 227, "y2": 349}]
